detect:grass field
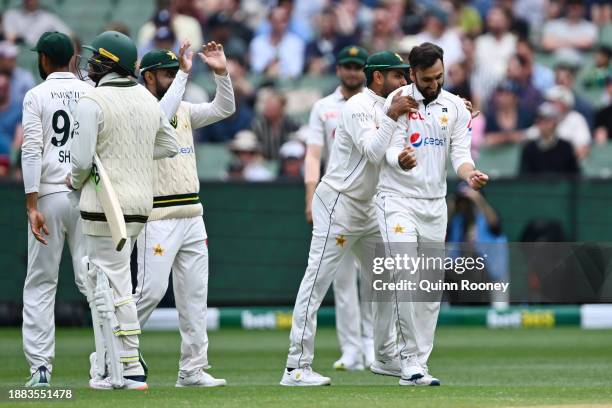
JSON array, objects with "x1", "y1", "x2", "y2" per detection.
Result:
[{"x1": 1, "y1": 327, "x2": 612, "y2": 407}]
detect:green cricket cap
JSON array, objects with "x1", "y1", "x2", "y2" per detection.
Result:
[
  {"x1": 337, "y1": 45, "x2": 368, "y2": 66},
  {"x1": 31, "y1": 32, "x2": 74, "y2": 64},
  {"x1": 139, "y1": 49, "x2": 180, "y2": 75}
]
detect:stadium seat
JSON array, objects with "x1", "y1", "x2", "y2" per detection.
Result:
[
  {"x1": 475, "y1": 144, "x2": 522, "y2": 178},
  {"x1": 581, "y1": 143, "x2": 612, "y2": 178},
  {"x1": 195, "y1": 143, "x2": 232, "y2": 180}
]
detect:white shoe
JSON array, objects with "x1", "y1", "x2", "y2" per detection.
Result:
[
  {"x1": 370, "y1": 358, "x2": 401, "y2": 377},
  {"x1": 332, "y1": 352, "x2": 364, "y2": 371},
  {"x1": 25, "y1": 366, "x2": 50, "y2": 388},
  {"x1": 400, "y1": 354, "x2": 425, "y2": 382},
  {"x1": 176, "y1": 370, "x2": 226, "y2": 387},
  {"x1": 280, "y1": 366, "x2": 331, "y2": 386},
  {"x1": 399, "y1": 371, "x2": 441, "y2": 386},
  {"x1": 362, "y1": 338, "x2": 375, "y2": 368},
  {"x1": 89, "y1": 376, "x2": 148, "y2": 390}
]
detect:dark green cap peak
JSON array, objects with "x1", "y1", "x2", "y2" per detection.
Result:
[
  {"x1": 31, "y1": 31, "x2": 74, "y2": 65},
  {"x1": 337, "y1": 45, "x2": 368, "y2": 66},
  {"x1": 364, "y1": 51, "x2": 410, "y2": 73},
  {"x1": 139, "y1": 49, "x2": 180, "y2": 75}
]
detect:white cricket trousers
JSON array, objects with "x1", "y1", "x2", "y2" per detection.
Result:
[
  {"x1": 86, "y1": 234, "x2": 143, "y2": 376},
  {"x1": 375, "y1": 193, "x2": 447, "y2": 367},
  {"x1": 286, "y1": 182, "x2": 393, "y2": 369},
  {"x1": 134, "y1": 216, "x2": 209, "y2": 375},
  {"x1": 333, "y1": 252, "x2": 373, "y2": 356},
  {"x1": 22, "y1": 191, "x2": 87, "y2": 374}
]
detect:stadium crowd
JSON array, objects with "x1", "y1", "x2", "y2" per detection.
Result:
[{"x1": 0, "y1": 0, "x2": 611, "y2": 181}]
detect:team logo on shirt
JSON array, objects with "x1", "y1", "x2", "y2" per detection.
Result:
[
  {"x1": 170, "y1": 115, "x2": 178, "y2": 129},
  {"x1": 409, "y1": 132, "x2": 422, "y2": 147}
]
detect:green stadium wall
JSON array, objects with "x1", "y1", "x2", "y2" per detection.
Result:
[{"x1": 1, "y1": 178, "x2": 611, "y2": 305}]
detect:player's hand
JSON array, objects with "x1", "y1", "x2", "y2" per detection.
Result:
[
  {"x1": 462, "y1": 97, "x2": 480, "y2": 119},
  {"x1": 387, "y1": 93, "x2": 418, "y2": 121},
  {"x1": 305, "y1": 202, "x2": 313, "y2": 224},
  {"x1": 178, "y1": 40, "x2": 193, "y2": 74},
  {"x1": 65, "y1": 173, "x2": 74, "y2": 190},
  {"x1": 466, "y1": 170, "x2": 489, "y2": 190},
  {"x1": 198, "y1": 41, "x2": 227, "y2": 76},
  {"x1": 28, "y1": 209, "x2": 49, "y2": 245},
  {"x1": 398, "y1": 146, "x2": 417, "y2": 170}
]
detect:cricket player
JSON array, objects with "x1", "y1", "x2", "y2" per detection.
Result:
[
  {"x1": 68, "y1": 31, "x2": 179, "y2": 390},
  {"x1": 134, "y1": 40, "x2": 235, "y2": 387},
  {"x1": 21, "y1": 31, "x2": 92, "y2": 387},
  {"x1": 304, "y1": 45, "x2": 375, "y2": 371},
  {"x1": 281, "y1": 51, "x2": 418, "y2": 386},
  {"x1": 377, "y1": 42, "x2": 488, "y2": 386}
]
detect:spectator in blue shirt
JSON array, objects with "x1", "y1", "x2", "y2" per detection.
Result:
[{"x1": 0, "y1": 71, "x2": 23, "y2": 176}]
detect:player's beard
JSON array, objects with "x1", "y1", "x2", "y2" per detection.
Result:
[
  {"x1": 154, "y1": 77, "x2": 171, "y2": 100},
  {"x1": 416, "y1": 78, "x2": 443, "y2": 103},
  {"x1": 340, "y1": 77, "x2": 363, "y2": 93},
  {"x1": 37, "y1": 55, "x2": 47, "y2": 80}
]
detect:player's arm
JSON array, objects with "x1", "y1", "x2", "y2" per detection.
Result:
[
  {"x1": 344, "y1": 93, "x2": 412, "y2": 165},
  {"x1": 21, "y1": 92, "x2": 49, "y2": 244},
  {"x1": 451, "y1": 102, "x2": 488, "y2": 190},
  {"x1": 153, "y1": 112, "x2": 179, "y2": 160},
  {"x1": 159, "y1": 41, "x2": 191, "y2": 119},
  {"x1": 70, "y1": 97, "x2": 100, "y2": 190},
  {"x1": 303, "y1": 102, "x2": 325, "y2": 223},
  {"x1": 189, "y1": 42, "x2": 235, "y2": 129},
  {"x1": 385, "y1": 123, "x2": 416, "y2": 171}
]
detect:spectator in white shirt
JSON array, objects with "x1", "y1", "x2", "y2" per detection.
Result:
[
  {"x1": 2, "y1": 0, "x2": 71, "y2": 45},
  {"x1": 472, "y1": 6, "x2": 517, "y2": 104},
  {"x1": 249, "y1": 7, "x2": 305, "y2": 79},
  {"x1": 541, "y1": 0, "x2": 598, "y2": 54},
  {"x1": 526, "y1": 86, "x2": 591, "y2": 160},
  {"x1": 415, "y1": 9, "x2": 464, "y2": 71}
]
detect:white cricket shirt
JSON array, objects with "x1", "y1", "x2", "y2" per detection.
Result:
[{"x1": 378, "y1": 84, "x2": 474, "y2": 199}]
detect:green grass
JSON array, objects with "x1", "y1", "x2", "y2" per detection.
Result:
[{"x1": 1, "y1": 327, "x2": 612, "y2": 407}]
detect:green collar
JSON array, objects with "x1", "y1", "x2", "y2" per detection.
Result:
[{"x1": 99, "y1": 80, "x2": 138, "y2": 88}]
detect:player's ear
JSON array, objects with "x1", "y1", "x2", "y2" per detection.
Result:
[
  {"x1": 143, "y1": 71, "x2": 153, "y2": 85},
  {"x1": 409, "y1": 67, "x2": 416, "y2": 84}
]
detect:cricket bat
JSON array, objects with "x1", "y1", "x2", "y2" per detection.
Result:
[{"x1": 91, "y1": 154, "x2": 127, "y2": 251}]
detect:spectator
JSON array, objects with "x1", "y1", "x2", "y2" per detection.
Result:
[
  {"x1": 394, "y1": 0, "x2": 427, "y2": 36},
  {"x1": 590, "y1": 0, "x2": 612, "y2": 27},
  {"x1": 447, "y1": 183, "x2": 509, "y2": 307},
  {"x1": 496, "y1": 0, "x2": 531, "y2": 38},
  {"x1": 253, "y1": 0, "x2": 322, "y2": 43},
  {"x1": 537, "y1": 85, "x2": 591, "y2": 159},
  {"x1": 541, "y1": 0, "x2": 598, "y2": 54},
  {"x1": 520, "y1": 103, "x2": 579, "y2": 175},
  {"x1": 581, "y1": 45, "x2": 612, "y2": 94},
  {"x1": 200, "y1": 56, "x2": 255, "y2": 143},
  {"x1": 304, "y1": 7, "x2": 356, "y2": 75},
  {"x1": 451, "y1": 0, "x2": 483, "y2": 37},
  {"x1": 505, "y1": 54, "x2": 543, "y2": 119},
  {"x1": 249, "y1": 7, "x2": 305, "y2": 79},
  {"x1": 515, "y1": 38, "x2": 555, "y2": 94},
  {"x1": 447, "y1": 61, "x2": 473, "y2": 101},
  {"x1": 484, "y1": 81, "x2": 532, "y2": 146},
  {"x1": 277, "y1": 140, "x2": 305, "y2": 181},
  {"x1": 513, "y1": 0, "x2": 548, "y2": 36},
  {"x1": 228, "y1": 130, "x2": 274, "y2": 182},
  {"x1": 415, "y1": 8, "x2": 464, "y2": 70},
  {"x1": 251, "y1": 89, "x2": 300, "y2": 160},
  {"x1": 137, "y1": 3, "x2": 203, "y2": 52},
  {"x1": 554, "y1": 62, "x2": 595, "y2": 128},
  {"x1": 335, "y1": 0, "x2": 374, "y2": 38},
  {"x1": 0, "y1": 71, "x2": 23, "y2": 176},
  {"x1": 2, "y1": 0, "x2": 71, "y2": 45},
  {"x1": 361, "y1": 7, "x2": 403, "y2": 53},
  {"x1": 594, "y1": 75, "x2": 612, "y2": 144},
  {"x1": 0, "y1": 41, "x2": 35, "y2": 106},
  {"x1": 206, "y1": 12, "x2": 249, "y2": 58},
  {"x1": 473, "y1": 6, "x2": 517, "y2": 104}
]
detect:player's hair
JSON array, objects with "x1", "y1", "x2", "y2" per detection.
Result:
[
  {"x1": 42, "y1": 51, "x2": 72, "y2": 69},
  {"x1": 365, "y1": 69, "x2": 390, "y2": 87},
  {"x1": 408, "y1": 42, "x2": 444, "y2": 70}
]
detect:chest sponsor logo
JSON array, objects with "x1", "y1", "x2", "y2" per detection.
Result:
[
  {"x1": 179, "y1": 146, "x2": 194, "y2": 154},
  {"x1": 408, "y1": 111, "x2": 426, "y2": 121},
  {"x1": 408, "y1": 131, "x2": 446, "y2": 147}
]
